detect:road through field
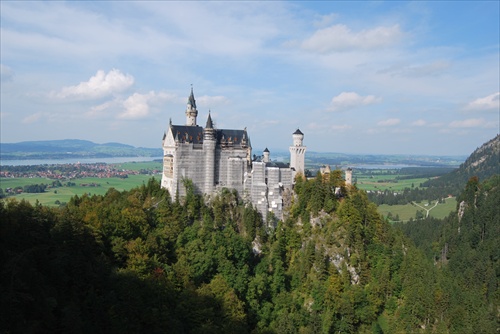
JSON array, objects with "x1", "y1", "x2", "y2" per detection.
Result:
[{"x1": 412, "y1": 200, "x2": 439, "y2": 218}]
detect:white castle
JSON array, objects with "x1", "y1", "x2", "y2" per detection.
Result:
[{"x1": 161, "y1": 88, "x2": 306, "y2": 220}]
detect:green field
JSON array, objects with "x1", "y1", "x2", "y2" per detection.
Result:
[
  {"x1": 111, "y1": 160, "x2": 163, "y2": 171},
  {"x1": 378, "y1": 197, "x2": 457, "y2": 222},
  {"x1": 1, "y1": 175, "x2": 159, "y2": 207},
  {"x1": 355, "y1": 171, "x2": 430, "y2": 192}
]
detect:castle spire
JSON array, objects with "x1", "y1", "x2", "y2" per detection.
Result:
[
  {"x1": 186, "y1": 86, "x2": 198, "y2": 126},
  {"x1": 188, "y1": 86, "x2": 196, "y2": 109},
  {"x1": 206, "y1": 111, "x2": 213, "y2": 129}
]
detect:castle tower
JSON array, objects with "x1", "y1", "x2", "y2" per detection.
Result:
[
  {"x1": 203, "y1": 112, "x2": 216, "y2": 194},
  {"x1": 345, "y1": 168, "x2": 353, "y2": 185},
  {"x1": 263, "y1": 148, "x2": 270, "y2": 163},
  {"x1": 186, "y1": 87, "x2": 198, "y2": 126},
  {"x1": 289, "y1": 128, "x2": 306, "y2": 179}
]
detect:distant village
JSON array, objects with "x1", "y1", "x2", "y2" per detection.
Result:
[{"x1": 0, "y1": 162, "x2": 160, "y2": 180}]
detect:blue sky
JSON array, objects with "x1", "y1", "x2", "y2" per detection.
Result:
[{"x1": 1, "y1": 1, "x2": 498, "y2": 156}]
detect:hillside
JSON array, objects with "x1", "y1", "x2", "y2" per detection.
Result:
[
  {"x1": 423, "y1": 134, "x2": 499, "y2": 191},
  {"x1": 1, "y1": 139, "x2": 162, "y2": 160},
  {"x1": 395, "y1": 174, "x2": 499, "y2": 332}
]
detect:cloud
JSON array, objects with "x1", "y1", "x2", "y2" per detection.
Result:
[
  {"x1": 412, "y1": 119, "x2": 426, "y2": 126},
  {"x1": 0, "y1": 64, "x2": 15, "y2": 82},
  {"x1": 313, "y1": 13, "x2": 339, "y2": 28},
  {"x1": 120, "y1": 93, "x2": 152, "y2": 119},
  {"x1": 302, "y1": 24, "x2": 403, "y2": 53},
  {"x1": 118, "y1": 91, "x2": 175, "y2": 120},
  {"x1": 331, "y1": 124, "x2": 352, "y2": 131},
  {"x1": 86, "y1": 100, "x2": 121, "y2": 119},
  {"x1": 52, "y1": 69, "x2": 134, "y2": 100},
  {"x1": 328, "y1": 92, "x2": 381, "y2": 112},
  {"x1": 377, "y1": 118, "x2": 400, "y2": 126},
  {"x1": 22, "y1": 112, "x2": 43, "y2": 124},
  {"x1": 306, "y1": 122, "x2": 352, "y2": 132},
  {"x1": 378, "y1": 60, "x2": 451, "y2": 77},
  {"x1": 464, "y1": 92, "x2": 500, "y2": 111},
  {"x1": 449, "y1": 118, "x2": 496, "y2": 128}
]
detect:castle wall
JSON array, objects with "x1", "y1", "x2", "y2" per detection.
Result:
[
  {"x1": 175, "y1": 143, "x2": 207, "y2": 197},
  {"x1": 250, "y1": 162, "x2": 269, "y2": 221},
  {"x1": 280, "y1": 168, "x2": 293, "y2": 189},
  {"x1": 216, "y1": 148, "x2": 248, "y2": 195},
  {"x1": 266, "y1": 167, "x2": 282, "y2": 222}
]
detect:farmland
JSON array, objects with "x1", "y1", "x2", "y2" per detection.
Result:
[
  {"x1": 1, "y1": 161, "x2": 459, "y2": 219},
  {"x1": 0, "y1": 174, "x2": 159, "y2": 206},
  {"x1": 378, "y1": 197, "x2": 457, "y2": 222},
  {"x1": 353, "y1": 167, "x2": 458, "y2": 221},
  {"x1": 0, "y1": 160, "x2": 163, "y2": 206}
]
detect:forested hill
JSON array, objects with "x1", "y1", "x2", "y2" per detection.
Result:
[
  {"x1": 1, "y1": 171, "x2": 498, "y2": 332},
  {"x1": 423, "y1": 134, "x2": 499, "y2": 191},
  {"x1": 1, "y1": 139, "x2": 162, "y2": 160},
  {"x1": 395, "y1": 174, "x2": 500, "y2": 332}
]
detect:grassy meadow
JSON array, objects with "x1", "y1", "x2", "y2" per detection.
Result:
[
  {"x1": 111, "y1": 160, "x2": 163, "y2": 171},
  {"x1": 1, "y1": 174, "x2": 160, "y2": 207},
  {"x1": 355, "y1": 170, "x2": 430, "y2": 192},
  {"x1": 378, "y1": 197, "x2": 457, "y2": 222}
]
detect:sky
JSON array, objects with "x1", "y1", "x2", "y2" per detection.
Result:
[{"x1": 1, "y1": 1, "x2": 499, "y2": 156}]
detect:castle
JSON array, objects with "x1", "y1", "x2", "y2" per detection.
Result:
[{"x1": 161, "y1": 88, "x2": 306, "y2": 220}]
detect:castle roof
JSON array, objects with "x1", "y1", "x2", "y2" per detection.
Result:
[
  {"x1": 188, "y1": 87, "x2": 196, "y2": 108},
  {"x1": 171, "y1": 125, "x2": 204, "y2": 144},
  {"x1": 170, "y1": 124, "x2": 250, "y2": 147},
  {"x1": 216, "y1": 129, "x2": 249, "y2": 147},
  {"x1": 206, "y1": 112, "x2": 213, "y2": 129},
  {"x1": 263, "y1": 147, "x2": 269, "y2": 153},
  {"x1": 266, "y1": 161, "x2": 290, "y2": 168},
  {"x1": 293, "y1": 128, "x2": 303, "y2": 135}
]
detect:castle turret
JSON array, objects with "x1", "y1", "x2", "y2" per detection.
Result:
[
  {"x1": 203, "y1": 112, "x2": 216, "y2": 194},
  {"x1": 289, "y1": 128, "x2": 306, "y2": 179},
  {"x1": 345, "y1": 167, "x2": 353, "y2": 185},
  {"x1": 186, "y1": 87, "x2": 198, "y2": 126},
  {"x1": 263, "y1": 148, "x2": 270, "y2": 163}
]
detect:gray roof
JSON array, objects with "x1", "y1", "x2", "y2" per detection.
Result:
[
  {"x1": 171, "y1": 125, "x2": 204, "y2": 144},
  {"x1": 266, "y1": 161, "x2": 290, "y2": 168},
  {"x1": 170, "y1": 124, "x2": 250, "y2": 147},
  {"x1": 206, "y1": 113, "x2": 213, "y2": 129},
  {"x1": 216, "y1": 129, "x2": 249, "y2": 146},
  {"x1": 188, "y1": 88, "x2": 196, "y2": 108}
]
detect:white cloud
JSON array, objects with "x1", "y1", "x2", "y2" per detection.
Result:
[
  {"x1": 464, "y1": 92, "x2": 500, "y2": 111},
  {"x1": 378, "y1": 60, "x2": 450, "y2": 77},
  {"x1": 86, "y1": 100, "x2": 121, "y2": 119},
  {"x1": 449, "y1": 118, "x2": 489, "y2": 128},
  {"x1": 0, "y1": 64, "x2": 15, "y2": 82},
  {"x1": 120, "y1": 93, "x2": 152, "y2": 119},
  {"x1": 302, "y1": 24, "x2": 403, "y2": 53},
  {"x1": 328, "y1": 92, "x2": 381, "y2": 112},
  {"x1": 313, "y1": 13, "x2": 339, "y2": 28},
  {"x1": 331, "y1": 124, "x2": 352, "y2": 131},
  {"x1": 377, "y1": 118, "x2": 400, "y2": 126},
  {"x1": 52, "y1": 69, "x2": 134, "y2": 100},
  {"x1": 118, "y1": 91, "x2": 175, "y2": 120},
  {"x1": 22, "y1": 112, "x2": 43, "y2": 124},
  {"x1": 412, "y1": 119, "x2": 426, "y2": 126}
]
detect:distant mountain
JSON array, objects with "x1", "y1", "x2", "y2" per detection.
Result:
[
  {"x1": 424, "y1": 134, "x2": 499, "y2": 190},
  {"x1": 0, "y1": 139, "x2": 162, "y2": 160}
]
